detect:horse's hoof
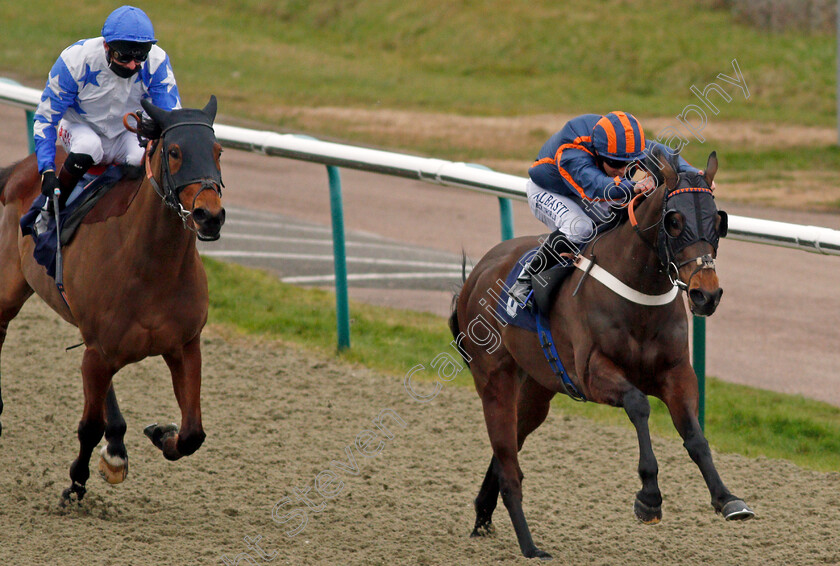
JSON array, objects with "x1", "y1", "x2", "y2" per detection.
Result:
[
  {"x1": 98, "y1": 446, "x2": 128, "y2": 485},
  {"x1": 634, "y1": 498, "x2": 662, "y2": 524},
  {"x1": 144, "y1": 422, "x2": 178, "y2": 450},
  {"x1": 525, "y1": 548, "x2": 553, "y2": 561},
  {"x1": 60, "y1": 481, "x2": 86, "y2": 505},
  {"x1": 721, "y1": 499, "x2": 755, "y2": 521},
  {"x1": 470, "y1": 522, "x2": 495, "y2": 538}
]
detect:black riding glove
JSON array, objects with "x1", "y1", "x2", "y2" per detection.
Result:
[{"x1": 40, "y1": 170, "x2": 59, "y2": 197}]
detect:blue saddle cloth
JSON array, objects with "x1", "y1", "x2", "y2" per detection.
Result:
[
  {"x1": 20, "y1": 166, "x2": 124, "y2": 278},
  {"x1": 493, "y1": 246, "x2": 585, "y2": 400},
  {"x1": 494, "y1": 247, "x2": 540, "y2": 333}
]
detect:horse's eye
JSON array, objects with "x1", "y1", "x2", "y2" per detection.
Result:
[
  {"x1": 666, "y1": 212, "x2": 684, "y2": 237},
  {"x1": 168, "y1": 147, "x2": 180, "y2": 159}
]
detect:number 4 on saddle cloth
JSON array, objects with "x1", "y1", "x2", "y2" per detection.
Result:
[
  {"x1": 497, "y1": 247, "x2": 585, "y2": 401},
  {"x1": 20, "y1": 165, "x2": 137, "y2": 278}
]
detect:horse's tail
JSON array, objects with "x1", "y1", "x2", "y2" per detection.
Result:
[{"x1": 448, "y1": 252, "x2": 470, "y2": 369}]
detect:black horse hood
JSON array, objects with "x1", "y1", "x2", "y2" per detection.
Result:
[{"x1": 141, "y1": 96, "x2": 222, "y2": 191}]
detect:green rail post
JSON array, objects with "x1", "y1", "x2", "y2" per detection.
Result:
[
  {"x1": 692, "y1": 315, "x2": 706, "y2": 430},
  {"x1": 465, "y1": 163, "x2": 515, "y2": 241},
  {"x1": 25, "y1": 110, "x2": 35, "y2": 154},
  {"x1": 326, "y1": 165, "x2": 350, "y2": 351},
  {"x1": 0, "y1": 78, "x2": 36, "y2": 153},
  {"x1": 498, "y1": 197, "x2": 515, "y2": 241}
]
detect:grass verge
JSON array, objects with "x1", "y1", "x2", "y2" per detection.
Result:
[
  {"x1": 205, "y1": 257, "x2": 840, "y2": 473},
  {"x1": 0, "y1": 1, "x2": 835, "y2": 126}
]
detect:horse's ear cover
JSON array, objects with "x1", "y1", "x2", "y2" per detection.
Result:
[
  {"x1": 140, "y1": 97, "x2": 169, "y2": 127},
  {"x1": 203, "y1": 95, "x2": 217, "y2": 123},
  {"x1": 717, "y1": 210, "x2": 728, "y2": 238}
]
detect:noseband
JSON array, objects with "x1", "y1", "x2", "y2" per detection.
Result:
[
  {"x1": 143, "y1": 121, "x2": 223, "y2": 233},
  {"x1": 628, "y1": 186, "x2": 719, "y2": 291}
]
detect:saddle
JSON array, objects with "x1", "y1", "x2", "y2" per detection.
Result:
[
  {"x1": 496, "y1": 249, "x2": 577, "y2": 333},
  {"x1": 20, "y1": 165, "x2": 143, "y2": 278}
]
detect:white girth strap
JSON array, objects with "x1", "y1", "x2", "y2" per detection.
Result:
[{"x1": 574, "y1": 256, "x2": 679, "y2": 306}]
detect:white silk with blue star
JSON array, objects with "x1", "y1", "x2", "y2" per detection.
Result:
[{"x1": 33, "y1": 37, "x2": 181, "y2": 174}]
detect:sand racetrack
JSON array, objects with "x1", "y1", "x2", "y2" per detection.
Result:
[{"x1": 1, "y1": 298, "x2": 840, "y2": 565}]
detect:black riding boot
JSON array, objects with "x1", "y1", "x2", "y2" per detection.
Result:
[
  {"x1": 55, "y1": 153, "x2": 95, "y2": 209},
  {"x1": 507, "y1": 229, "x2": 577, "y2": 306}
]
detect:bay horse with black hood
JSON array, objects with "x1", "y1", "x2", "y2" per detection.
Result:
[
  {"x1": 0, "y1": 96, "x2": 225, "y2": 503},
  {"x1": 450, "y1": 150, "x2": 752, "y2": 559}
]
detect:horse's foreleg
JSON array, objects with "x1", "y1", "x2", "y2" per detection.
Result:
[
  {"x1": 64, "y1": 348, "x2": 113, "y2": 503},
  {"x1": 588, "y1": 353, "x2": 662, "y2": 523},
  {"x1": 622, "y1": 388, "x2": 662, "y2": 523},
  {"x1": 150, "y1": 335, "x2": 205, "y2": 461},
  {"x1": 480, "y1": 369, "x2": 551, "y2": 560},
  {"x1": 661, "y1": 365, "x2": 754, "y2": 520},
  {"x1": 98, "y1": 384, "x2": 129, "y2": 484}
]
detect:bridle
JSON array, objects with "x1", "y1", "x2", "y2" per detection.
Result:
[
  {"x1": 126, "y1": 112, "x2": 223, "y2": 237},
  {"x1": 628, "y1": 184, "x2": 720, "y2": 292},
  {"x1": 144, "y1": 122, "x2": 223, "y2": 235}
]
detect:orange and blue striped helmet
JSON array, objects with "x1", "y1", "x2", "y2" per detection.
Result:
[{"x1": 591, "y1": 111, "x2": 646, "y2": 162}]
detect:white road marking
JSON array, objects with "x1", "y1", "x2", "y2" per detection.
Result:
[
  {"x1": 282, "y1": 272, "x2": 465, "y2": 284},
  {"x1": 217, "y1": 233, "x2": 457, "y2": 256},
  {"x1": 223, "y1": 218, "x2": 334, "y2": 234},
  {"x1": 200, "y1": 250, "x2": 462, "y2": 269},
  {"x1": 224, "y1": 206, "x2": 313, "y2": 222}
]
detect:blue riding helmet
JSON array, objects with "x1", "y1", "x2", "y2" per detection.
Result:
[
  {"x1": 101, "y1": 5, "x2": 157, "y2": 44},
  {"x1": 591, "y1": 111, "x2": 646, "y2": 162}
]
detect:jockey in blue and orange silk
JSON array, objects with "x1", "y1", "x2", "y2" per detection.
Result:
[
  {"x1": 33, "y1": 5, "x2": 181, "y2": 210},
  {"x1": 507, "y1": 111, "x2": 700, "y2": 306}
]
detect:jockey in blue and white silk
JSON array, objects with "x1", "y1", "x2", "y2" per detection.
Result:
[{"x1": 33, "y1": 5, "x2": 181, "y2": 208}]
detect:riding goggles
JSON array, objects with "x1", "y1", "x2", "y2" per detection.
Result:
[
  {"x1": 601, "y1": 155, "x2": 634, "y2": 169},
  {"x1": 112, "y1": 49, "x2": 148, "y2": 64}
]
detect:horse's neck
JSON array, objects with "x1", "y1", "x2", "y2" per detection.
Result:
[
  {"x1": 593, "y1": 189, "x2": 671, "y2": 295},
  {"x1": 126, "y1": 177, "x2": 196, "y2": 267}
]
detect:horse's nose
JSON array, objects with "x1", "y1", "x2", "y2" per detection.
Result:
[
  {"x1": 688, "y1": 287, "x2": 723, "y2": 315},
  {"x1": 192, "y1": 207, "x2": 225, "y2": 240}
]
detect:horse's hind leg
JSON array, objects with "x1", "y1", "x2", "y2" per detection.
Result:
[
  {"x1": 472, "y1": 376, "x2": 555, "y2": 539},
  {"x1": 64, "y1": 347, "x2": 114, "y2": 502},
  {"x1": 480, "y1": 367, "x2": 551, "y2": 560},
  {"x1": 98, "y1": 384, "x2": 129, "y2": 484},
  {"x1": 146, "y1": 335, "x2": 205, "y2": 460},
  {"x1": 471, "y1": 457, "x2": 500, "y2": 537},
  {"x1": 0, "y1": 268, "x2": 34, "y2": 438},
  {"x1": 661, "y1": 365, "x2": 754, "y2": 520}
]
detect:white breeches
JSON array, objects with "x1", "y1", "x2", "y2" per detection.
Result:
[
  {"x1": 526, "y1": 179, "x2": 611, "y2": 246},
  {"x1": 58, "y1": 120, "x2": 145, "y2": 167}
]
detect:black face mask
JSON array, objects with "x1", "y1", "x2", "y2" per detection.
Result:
[
  {"x1": 656, "y1": 171, "x2": 727, "y2": 267},
  {"x1": 108, "y1": 59, "x2": 140, "y2": 78}
]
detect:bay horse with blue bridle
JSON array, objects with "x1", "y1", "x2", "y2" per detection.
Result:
[
  {"x1": 0, "y1": 96, "x2": 225, "y2": 502},
  {"x1": 450, "y1": 151, "x2": 752, "y2": 559}
]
